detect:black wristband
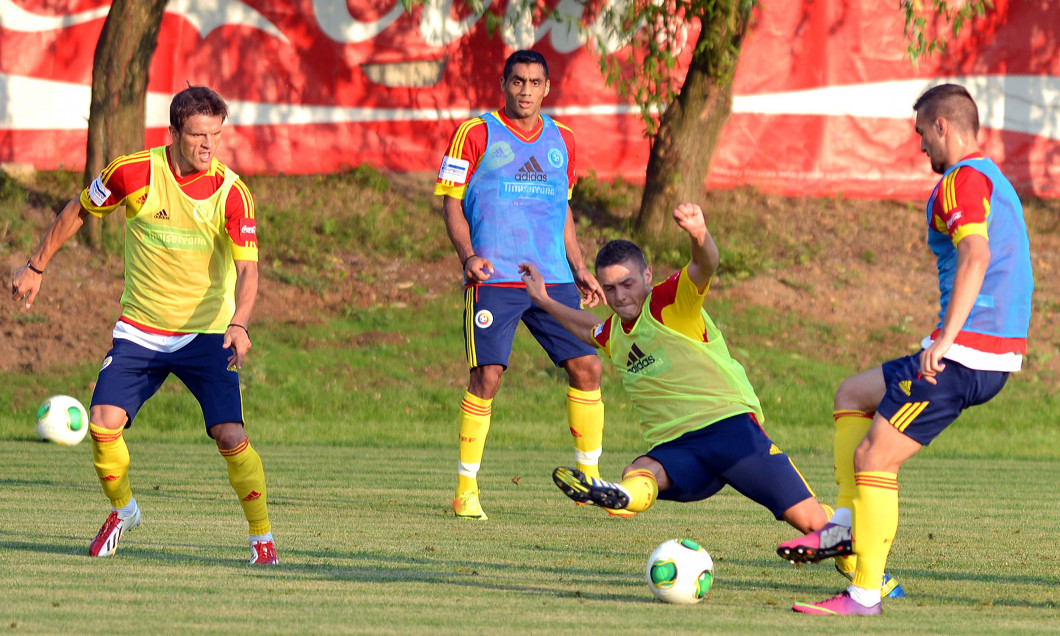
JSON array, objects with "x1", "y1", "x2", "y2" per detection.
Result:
[
  {"x1": 26, "y1": 262, "x2": 44, "y2": 275},
  {"x1": 462, "y1": 254, "x2": 476, "y2": 269},
  {"x1": 228, "y1": 323, "x2": 250, "y2": 337}
]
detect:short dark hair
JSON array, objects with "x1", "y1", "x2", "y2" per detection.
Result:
[
  {"x1": 503, "y1": 50, "x2": 549, "y2": 81},
  {"x1": 170, "y1": 86, "x2": 229, "y2": 131},
  {"x1": 595, "y1": 239, "x2": 647, "y2": 272},
  {"x1": 913, "y1": 83, "x2": 979, "y2": 135}
]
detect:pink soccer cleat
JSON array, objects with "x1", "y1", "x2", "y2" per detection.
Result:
[
  {"x1": 792, "y1": 591, "x2": 881, "y2": 615},
  {"x1": 777, "y1": 521, "x2": 851, "y2": 564}
]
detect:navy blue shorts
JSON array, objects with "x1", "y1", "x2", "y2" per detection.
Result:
[
  {"x1": 642, "y1": 413, "x2": 816, "y2": 519},
  {"x1": 877, "y1": 352, "x2": 1008, "y2": 445},
  {"x1": 91, "y1": 334, "x2": 244, "y2": 434},
  {"x1": 463, "y1": 283, "x2": 596, "y2": 368}
]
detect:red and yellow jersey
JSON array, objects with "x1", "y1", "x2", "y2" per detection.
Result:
[
  {"x1": 81, "y1": 148, "x2": 258, "y2": 261},
  {"x1": 590, "y1": 265, "x2": 763, "y2": 447},
  {"x1": 434, "y1": 109, "x2": 576, "y2": 200},
  {"x1": 924, "y1": 153, "x2": 1032, "y2": 370},
  {"x1": 80, "y1": 146, "x2": 256, "y2": 334},
  {"x1": 592, "y1": 267, "x2": 709, "y2": 355},
  {"x1": 929, "y1": 152, "x2": 991, "y2": 247}
]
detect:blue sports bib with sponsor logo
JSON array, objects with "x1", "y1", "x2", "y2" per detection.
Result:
[
  {"x1": 926, "y1": 157, "x2": 1032, "y2": 340},
  {"x1": 463, "y1": 112, "x2": 572, "y2": 283}
]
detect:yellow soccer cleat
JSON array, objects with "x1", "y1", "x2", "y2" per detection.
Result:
[{"x1": 453, "y1": 490, "x2": 488, "y2": 520}]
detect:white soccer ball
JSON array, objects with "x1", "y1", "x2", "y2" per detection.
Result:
[
  {"x1": 35, "y1": 395, "x2": 89, "y2": 445},
  {"x1": 645, "y1": 538, "x2": 715, "y2": 604}
]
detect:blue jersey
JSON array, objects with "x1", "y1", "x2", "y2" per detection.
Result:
[
  {"x1": 925, "y1": 157, "x2": 1033, "y2": 344},
  {"x1": 463, "y1": 112, "x2": 572, "y2": 284}
]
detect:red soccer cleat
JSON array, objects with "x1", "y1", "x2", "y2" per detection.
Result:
[
  {"x1": 250, "y1": 540, "x2": 279, "y2": 565},
  {"x1": 89, "y1": 508, "x2": 141, "y2": 557}
]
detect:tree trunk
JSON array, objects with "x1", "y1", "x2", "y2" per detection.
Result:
[
  {"x1": 81, "y1": 0, "x2": 168, "y2": 249},
  {"x1": 633, "y1": 1, "x2": 753, "y2": 247}
]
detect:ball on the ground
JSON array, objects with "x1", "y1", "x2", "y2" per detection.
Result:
[
  {"x1": 645, "y1": 538, "x2": 715, "y2": 604},
  {"x1": 35, "y1": 395, "x2": 89, "y2": 445}
]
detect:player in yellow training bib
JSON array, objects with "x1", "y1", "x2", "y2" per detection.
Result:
[
  {"x1": 10, "y1": 86, "x2": 277, "y2": 565},
  {"x1": 520, "y1": 202, "x2": 901, "y2": 596}
]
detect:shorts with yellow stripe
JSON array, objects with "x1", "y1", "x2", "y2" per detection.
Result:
[
  {"x1": 878, "y1": 352, "x2": 1009, "y2": 445},
  {"x1": 462, "y1": 283, "x2": 595, "y2": 369},
  {"x1": 641, "y1": 413, "x2": 816, "y2": 519}
]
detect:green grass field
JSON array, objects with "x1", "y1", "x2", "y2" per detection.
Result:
[
  {"x1": 2, "y1": 443, "x2": 1057, "y2": 634},
  {"x1": 2, "y1": 302, "x2": 1058, "y2": 634},
  {"x1": 2, "y1": 170, "x2": 1058, "y2": 632}
]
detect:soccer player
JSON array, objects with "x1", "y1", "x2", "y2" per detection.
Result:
[
  {"x1": 10, "y1": 86, "x2": 277, "y2": 564},
  {"x1": 779, "y1": 84, "x2": 1033, "y2": 615},
  {"x1": 434, "y1": 50, "x2": 606, "y2": 520},
  {"x1": 520, "y1": 202, "x2": 901, "y2": 596}
]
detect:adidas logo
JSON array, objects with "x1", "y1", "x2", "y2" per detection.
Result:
[
  {"x1": 769, "y1": 444, "x2": 782, "y2": 455},
  {"x1": 241, "y1": 490, "x2": 262, "y2": 502},
  {"x1": 899, "y1": 380, "x2": 912, "y2": 396},
  {"x1": 625, "y1": 343, "x2": 656, "y2": 374},
  {"x1": 515, "y1": 156, "x2": 548, "y2": 182},
  {"x1": 136, "y1": 193, "x2": 148, "y2": 206},
  {"x1": 153, "y1": 208, "x2": 170, "y2": 221}
]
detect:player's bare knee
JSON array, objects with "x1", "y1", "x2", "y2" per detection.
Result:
[
  {"x1": 89, "y1": 404, "x2": 127, "y2": 430},
  {"x1": 212, "y1": 422, "x2": 247, "y2": 450},
  {"x1": 564, "y1": 354, "x2": 602, "y2": 390},
  {"x1": 468, "y1": 365, "x2": 503, "y2": 399},
  {"x1": 835, "y1": 367, "x2": 887, "y2": 411},
  {"x1": 833, "y1": 376, "x2": 861, "y2": 410}
]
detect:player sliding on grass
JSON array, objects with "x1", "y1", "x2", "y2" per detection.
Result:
[
  {"x1": 10, "y1": 86, "x2": 277, "y2": 565},
  {"x1": 520, "y1": 203, "x2": 901, "y2": 597},
  {"x1": 778, "y1": 84, "x2": 1033, "y2": 615}
]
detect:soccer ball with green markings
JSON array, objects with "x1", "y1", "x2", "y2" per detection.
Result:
[
  {"x1": 35, "y1": 395, "x2": 89, "y2": 446},
  {"x1": 646, "y1": 538, "x2": 715, "y2": 604}
]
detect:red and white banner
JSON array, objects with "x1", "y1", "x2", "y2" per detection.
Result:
[{"x1": 0, "y1": 0, "x2": 1056, "y2": 199}]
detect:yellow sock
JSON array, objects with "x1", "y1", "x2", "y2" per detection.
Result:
[
  {"x1": 220, "y1": 438, "x2": 271, "y2": 536},
  {"x1": 851, "y1": 471, "x2": 899, "y2": 591},
  {"x1": 833, "y1": 410, "x2": 872, "y2": 510},
  {"x1": 567, "y1": 387, "x2": 603, "y2": 480},
  {"x1": 620, "y1": 468, "x2": 658, "y2": 513},
  {"x1": 457, "y1": 392, "x2": 492, "y2": 494},
  {"x1": 90, "y1": 423, "x2": 133, "y2": 509}
]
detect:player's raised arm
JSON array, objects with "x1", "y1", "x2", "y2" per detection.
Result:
[
  {"x1": 672, "y1": 202, "x2": 719, "y2": 292},
  {"x1": 520, "y1": 262, "x2": 602, "y2": 346}
]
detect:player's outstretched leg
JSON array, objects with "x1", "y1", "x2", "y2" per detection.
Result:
[
  {"x1": 777, "y1": 520, "x2": 852, "y2": 563},
  {"x1": 89, "y1": 506, "x2": 141, "y2": 557},
  {"x1": 552, "y1": 467, "x2": 631, "y2": 509}
]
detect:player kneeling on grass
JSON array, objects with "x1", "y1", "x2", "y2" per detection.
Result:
[{"x1": 520, "y1": 203, "x2": 901, "y2": 597}]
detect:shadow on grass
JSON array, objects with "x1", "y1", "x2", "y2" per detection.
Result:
[{"x1": 3, "y1": 530, "x2": 1054, "y2": 610}]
